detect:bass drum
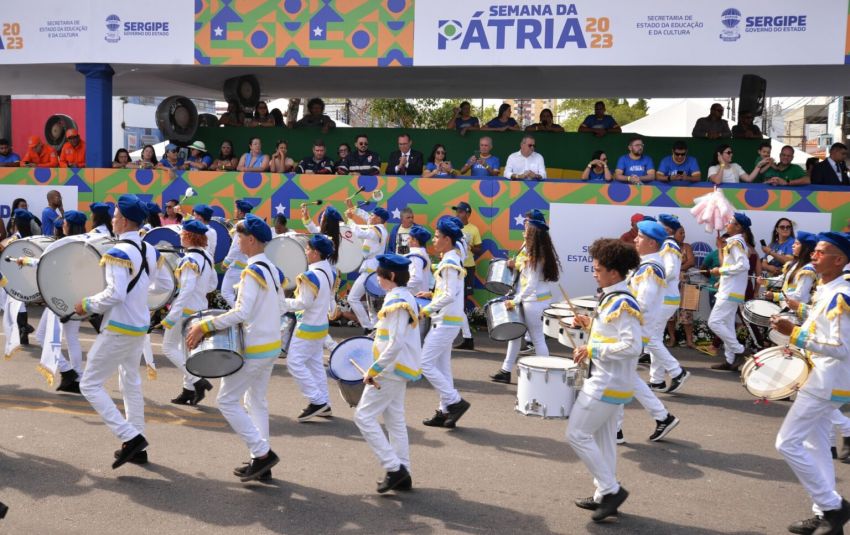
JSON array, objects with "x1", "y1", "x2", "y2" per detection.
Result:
[
  {"x1": 328, "y1": 336, "x2": 374, "y2": 407},
  {"x1": 209, "y1": 217, "x2": 233, "y2": 264},
  {"x1": 148, "y1": 249, "x2": 182, "y2": 311},
  {"x1": 37, "y1": 236, "x2": 114, "y2": 319},
  {"x1": 265, "y1": 233, "x2": 310, "y2": 291},
  {"x1": 1, "y1": 236, "x2": 55, "y2": 302},
  {"x1": 143, "y1": 225, "x2": 183, "y2": 249},
  {"x1": 336, "y1": 226, "x2": 364, "y2": 274}
]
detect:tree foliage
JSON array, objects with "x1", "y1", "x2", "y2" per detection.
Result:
[
  {"x1": 369, "y1": 98, "x2": 497, "y2": 129},
  {"x1": 556, "y1": 98, "x2": 649, "y2": 132}
]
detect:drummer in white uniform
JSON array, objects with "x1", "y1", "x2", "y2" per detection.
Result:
[
  {"x1": 280, "y1": 234, "x2": 336, "y2": 422},
  {"x1": 344, "y1": 202, "x2": 389, "y2": 333},
  {"x1": 192, "y1": 204, "x2": 217, "y2": 258},
  {"x1": 161, "y1": 220, "x2": 216, "y2": 406},
  {"x1": 5, "y1": 209, "x2": 37, "y2": 346},
  {"x1": 186, "y1": 214, "x2": 284, "y2": 482},
  {"x1": 221, "y1": 199, "x2": 255, "y2": 307},
  {"x1": 654, "y1": 214, "x2": 690, "y2": 392},
  {"x1": 405, "y1": 225, "x2": 432, "y2": 296},
  {"x1": 302, "y1": 204, "x2": 344, "y2": 351},
  {"x1": 354, "y1": 253, "x2": 422, "y2": 494},
  {"x1": 568, "y1": 238, "x2": 642, "y2": 522},
  {"x1": 772, "y1": 231, "x2": 850, "y2": 535},
  {"x1": 88, "y1": 202, "x2": 114, "y2": 237}
]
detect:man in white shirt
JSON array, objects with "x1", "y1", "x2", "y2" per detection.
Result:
[{"x1": 504, "y1": 136, "x2": 546, "y2": 180}]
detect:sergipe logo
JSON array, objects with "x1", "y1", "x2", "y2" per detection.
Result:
[
  {"x1": 719, "y1": 8, "x2": 741, "y2": 42},
  {"x1": 438, "y1": 19, "x2": 463, "y2": 47},
  {"x1": 105, "y1": 14, "x2": 121, "y2": 43}
]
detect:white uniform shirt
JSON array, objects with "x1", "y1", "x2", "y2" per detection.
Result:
[
  {"x1": 205, "y1": 225, "x2": 217, "y2": 259},
  {"x1": 717, "y1": 234, "x2": 749, "y2": 302},
  {"x1": 628, "y1": 253, "x2": 666, "y2": 336},
  {"x1": 223, "y1": 219, "x2": 247, "y2": 271},
  {"x1": 367, "y1": 286, "x2": 422, "y2": 382},
  {"x1": 503, "y1": 151, "x2": 547, "y2": 179},
  {"x1": 280, "y1": 259, "x2": 335, "y2": 341},
  {"x1": 162, "y1": 248, "x2": 216, "y2": 329},
  {"x1": 422, "y1": 249, "x2": 465, "y2": 326},
  {"x1": 775, "y1": 260, "x2": 817, "y2": 304},
  {"x1": 659, "y1": 238, "x2": 682, "y2": 306},
  {"x1": 406, "y1": 246, "x2": 432, "y2": 295},
  {"x1": 348, "y1": 208, "x2": 387, "y2": 273},
  {"x1": 511, "y1": 258, "x2": 552, "y2": 305}
]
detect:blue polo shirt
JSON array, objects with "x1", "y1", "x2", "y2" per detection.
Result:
[
  {"x1": 615, "y1": 154, "x2": 654, "y2": 177},
  {"x1": 581, "y1": 114, "x2": 617, "y2": 130},
  {"x1": 0, "y1": 152, "x2": 20, "y2": 164},
  {"x1": 455, "y1": 116, "x2": 480, "y2": 131},
  {"x1": 187, "y1": 154, "x2": 213, "y2": 167},
  {"x1": 469, "y1": 155, "x2": 500, "y2": 177},
  {"x1": 485, "y1": 117, "x2": 518, "y2": 129},
  {"x1": 41, "y1": 207, "x2": 59, "y2": 237},
  {"x1": 658, "y1": 155, "x2": 701, "y2": 178},
  {"x1": 159, "y1": 157, "x2": 185, "y2": 169},
  {"x1": 586, "y1": 168, "x2": 607, "y2": 181}
]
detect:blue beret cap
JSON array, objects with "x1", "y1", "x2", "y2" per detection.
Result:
[
  {"x1": 165, "y1": 143, "x2": 178, "y2": 152},
  {"x1": 452, "y1": 201, "x2": 472, "y2": 213},
  {"x1": 377, "y1": 253, "x2": 411, "y2": 272},
  {"x1": 117, "y1": 194, "x2": 147, "y2": 225},
  {"x1": 733, "y1": 212, "x2": 752, "y2": 229},
  {"x1": 64, "y1": 210, "x2": 87, "y2": 226},
  {"x1": 818, "y1": 232, "x2": 850, "y2": 261},
  {"x1": 440, "y1": 215, "x2": 464, "y2": 229},
  {"x1": 145, "y1": 202, "x2": 162, "y2": 215},
  {"x1": 658, "y1": 214, "x2": 681, "y2": 231},
  {"x1": 796, "y1": 231, "x2": 818, "y2": 247},
  {"x1": 436, "y1": 219, "x2": 463, "y2": 243},
  {"x1": 637, "y1": 221, "x2": 668, "y2": 244},
  {"x1": 90, "y1": 202, "x2": 114, "y2": 217},
  {"x1": 372, "y1": 207, "x2": 390, "y2": 222},
  {"x1": 525, "y1": 209, "x2": 545, "y2": 222},
  {"x1": 235, "y1": 199, "x2": 254, "y2": 214},
  {"x1": 193, "y1": 204, "x2": 214, "y2": 221},
  {"x1": 182, "y1": 219, "x2": 208, "y2": 235},
  {"x1": 642, "y1": 215, "x2": 657, "y2": 222},
  {"x1": 528, "y1": 218, "x2": 549, "y2": 231},
  {"x1": 409, "y1": 225, "x2": 431, "y2": 245},
  {"x1": 242, "y1": 213, "x2": 272, "y2": 243},
  {"x1": 308, "y1": 234, "x2": 334, "y2": 258},
  {"x1": 54, "y1": 218, "x2": 65, "y2": 230},
  {"x1": 13, "y1": 209, "x2": 33, "y2": 223},
  {"x1": 323, "y1": 205, "x2": 343, "y2": 223}
]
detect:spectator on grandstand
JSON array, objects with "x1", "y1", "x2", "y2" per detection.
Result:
[
  {"x1": 708, "y1": 144, "x2": 759, "y2": 184},
  {"x1": 656, "y1": 141, "x2": 701, "y2": 182},
  {"x1": 297, "y1": 139, "x2": 335, "y2": 174},
  {"x1": 185, "y1": 141, "x2": 213, "y2": 170},
  {"x1": 805, "y1": 157, "x2": 819, "y2": 179},
  {"x1": 810, "y1": 142, "x2": 850, "y2": 186},
  {"x1": 764, "y1": 145, "x2": 809, "y2": 186},
  {"x1": 338, "y1": 134, "x2": 380, "y2": 175},
  {"x1": 731, "y1": 110, "x2": 763, "y2": 139},
  {"x1": 578, "y1": 101, "x2": 621, "y2": 137},
  {"x1": 335, "y1": 143, "x2": 351, "y2": 174},
  {"x1": 211, "y1": 140, "x2": 239, "y2": 171},
  {"x1": 751, "y1": 142, "x2": 775, "y2": 183},
  {"x1": 162, "y1": 199, "x2": 183, "y2": 225},
  {"x1": 387, "y1": 133, "x2": 424, "y2": 176},
  {"x1": 157, "y1": 143, "x2": 185, "y2": 170},
  {"x1": 0, "y1": 138, "x2": 21, "y2": 167},
  {"x1": 504, "y1": 135, "x2": 546, "y2": 180},
  {"x1": 112, "y1": 149, "x2": 131, "y2": 169},
  {"x1": 21, "y1": 136, "x2": 59, "y2": 168},
  {"x1": 219, "y1": 99, "x2": 246, "y2": 127},
  {"x1": 483, "y1": 103, "x2": 522, "y2": 132},
  {"x1": 447, "y1": 101, "x2": 480, "y2": 134},
  {"x1": 423, "y1": 144, "x2": 457, "y2": 178},
  {"x1": 526, "y1": 108, "x2": 564, "y2": 133},
  {"x1": 459, "y1": 136, "x2": 501, "y2": 177},
  {"x1": 269, "y1": 140, "x2": 296, "y2": 173},
  {"x1": 237, "y1": 137, "x2": 271, "y2": 172},
  {"x1": 614, "y1": 136, "x2": 655, "y2": 184},
  {"x1": 580, "y1": 150, "x2": 612, "y2": 181},
  {"x1": 58, "y1": 129, "x2": 85, "y2": 168},
  {"x1": 135, "y1": 144, "x2": 158, "y2": 169},
  {"x1": 270, "y1": 108, "x2": 285, "y2": 127},
  {"x1": 246, "y1": 101, "x2": 276, "y2": 128},
  {"x1": 294, "y1": 98, "x2": 336, "y2": 133},
  {"x1": 692, "y1": 103, "x2": 732, "y2": 139}
]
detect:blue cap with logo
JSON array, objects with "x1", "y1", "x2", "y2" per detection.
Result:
[
  {"x1": 452, "y1": 201, "x2": 472, "y2": 213},
  {"x1": 658, "y1": 214, "x2": 681, "y2": 232},
  {"x1": 117, "y1": 194, "x2": 148, "y2": 225},
  {"x1": 90, "y1": 202, "x2": 114, "y2": 217},
  {"x1": 64, "y1": 210, "x2": 87, "y2": 226},
  {"x1": 323, "y1": 205, "x2": 343, "y2": 223},
  {"x1": 193, "y1": 204, "x2": 214, "y2": 221},
  {"x1": 377, "y1": 253, "x2": 411, "y2": 272},
  {"x1": 235, "y1": 199, "x2": 254, "y2": 214},
  {"x1": 409, "y1": 225, "x2": 431, "y2": 245},
  {"x1": 242, "y1": 213, "x2": 272, "y2": 243},
  {"x1": 796, "y1": 231, "x2": 818, "y2": 247},
  {"x1": 372, "y1": 207, "x2": 390, "y2": 222},
  {"x1": 436, "y1": 219, "x2": 463, "y2": 243},
  {"x1": 817, "y1": 231, "x2": 850, "y2": 261},
  {"x1": 733, "y1": 212, "x2": 752, "y2": 229},
  {"x1": 637, "y1": 220, "x2": 668, "y2": 244},
  {"x1": 182, "y1": 219, "x2": 208, "y2": 235},
  {"x1": 308, "y1": 234, "x2": 335, "y2": 258}
]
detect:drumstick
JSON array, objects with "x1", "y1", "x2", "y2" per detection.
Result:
[
  {"x1": 349, "y1": 359, "x2": 380, "y2": 389},
  {"x1": 299, "y1": 200, "x2": 324, "y2": 208},
  {"x1": 557, "y1": 284, "x2": 589, "y2": 333}
]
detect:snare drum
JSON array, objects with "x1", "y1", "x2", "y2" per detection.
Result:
[
  {"x1": 415, "y1": 297, "x2": 431, "y2": 342},
  {"x1": 742, "y1": 299, "x2": 781, "y2": 328},
  {"x1": 549, "y1": 302, "x2": 572, "y2": 311},
  {"x1": 485, "y1": 258, "x2": 514, "y2": 295},
  {"x1": 328, "y1": 336, "x2": 374, "y2": 407},
  {"x1": 336, "y1": 226, "x2": 364, "y2": 274},
  {"x1": 740, "y1": 345, "x2": 809, "y2": 400},
  {"x1": 484, "y1": 297, "x2": 527, "y2": 341},
  {"x1": 680, "y1": 283, "x2": 701, "y2": 311},
  {"x1": 364, "y1": 272, "x2": 386, "y2": 318},
  {"x1": 557, "y1": 318, "x2": 589, "y2": 349},
  {"x1": 209, "y1": 217, "x2": 233, "y2": 264},
  {"x1": 570, "y1": 296, "x2": 599, "y2": 315},
  {"x1": 37, "y1": 236, "x2": 114, "y2": 319},
  {"x1": 265, "y1": 233, "x2": 310, "y2": 290},
  {"x1": 147, "y1": 249, "x2": 181, "y2": 311},
  {"x1": 543, "y1": 308, "x2": 574, "y2": 338},
  {"x1": 143, "y1": 224, "x2": 182, "y2": 249},
  {"x1": 280, "y1": 312, "x2": 297, "y2": 354},
  {"x1": 0, "y1": 236, "x2": 54, "y2": 302},
  {"x1": 516, "y1": 356, "x2": 579, "y2": 419},
  {"x1": 183, "y1": 309, "x2": 245, "y2": 378},
  {"x1": 767, "y1": 313, "x2": 799, "y2": 347}
]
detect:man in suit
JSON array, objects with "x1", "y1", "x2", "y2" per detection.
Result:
[
  {"x1": 386, "y1": 133, "x2": 424, "y2": 176},
  {"x1": 811, "y1": 143, "x2": 850, "y2": 186}
]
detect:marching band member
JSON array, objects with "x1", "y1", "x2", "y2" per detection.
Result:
[
  {"x1": 6, "y1": 209, "x2": 36, "y2": 345},
  {"x1": 764, "y1": 230, "x2": 818, "y2": 306},
  {"x1": 280, "y1": 234, "x2": 336, "y2": 422},
  {"x1": 302, "y1": 204, "x2": 343, "y2": 351},
  {"x1": 221, "y1": 199, "x2": 255, "y2": 307},
  {"x1": 490, "y1": 214, "x2": 560, "y2": 384},
  {"x1": 186, "y1": 214, "x2": 284, "y2": 482},
  {"x1": 652, "y1": 214, "x2": 690, "y2": 392},
  {"x1": 708, "y1": 212, "x2": 752, "y2": 371},
  {"x1": 772, "y1": 232, "x2": 850, "y2": 535},
  {"x1": 192, "y1": 204, "x2": 217, "y2": 258},
  {"x1": 75, "y1": 195, "x2": 172, "y2": 469},
  {"x1": 568, "y1": 238, "x2": 642, "y2": 522},
  {"x1": 354, "y1": 253, "x2": 422, "y2": 493},
  {"x1": 88, "y1": 202, "x2": 114, "y2": 237},
  {"x1": 419, "y1": 219, "x2": 471, "y2": 428},
  {"x1": 161, "y1": 220, "x2": 216, "y2": 406},
  {"x1": 142, "y1": 202, "x2": 162, "y2": 233},
  {"x1": 344, "y1": 201, "x2": 389, "y2": 333},
  {"x1": 405, "y1": 225, "x2": 432, "y2": 296}
]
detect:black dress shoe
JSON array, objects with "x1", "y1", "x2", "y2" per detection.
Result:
[
  {"x1": 574, "y1": 496, "x2": 600, "y2": 511},
  {"x1": 814, "y1": 499, "x2": 850, "y2": 535},
  {"x1": 454, "y1": 338, "x2": 474, "y2": 350},
  {"x1": 0, "y1": 501, "x2": 7, "y2": 519},
  {"x1": 732, "y1": 353, "x2": 748, "y2": 370},
  {"x1": 832, "y1": 447, "x2": 839, "y2": 460},
  {"x1": 238, "y1": 451, "x2": 280, "y2": 482},
  {"x1": 788, "y1": 516, "x2": 822, "y2": 535},
  {"x1": 112, "y1": 435, "x2": 148, "y2": 469},
  {"x1": 490, "y1": 369, "x2": 511, "y2": 384},
  {"x1": 298, "y1": 403, "x2": 332, "y2": 422},
  {"x1": 171, "y1": 388, "x2": 195, "y2": 405},
  {"x1": 591, "y1": 487, "x2": 629, "y2": 522},
  {"x1": 395, "y1": 466, "x2": 413, "y2": 491},
  {"x1": 56, "y1": 370, "x2": 81, "y2": 394},
  {"x1": 839, "y1": 437, "x2": 850, "y2": 460},
  {"x1": 377, "y1": 465, "x2": 411, "y2": 494},
  {"x1": 422, "y1": 410, "x2": 448, "y2": 427},
  {"x1": 113, "y1": 448, "x2": 148, "y2": 465},
  {"x1": 638, "y1": 353, "x2": 651, "y2": 364},
  {"x1": 192, "y1": 378, "x2": 213, "y2": 405},
  {"x1": 711, "y1": 361, "x2": 738, "y2": 371},
  {"x1": 234, "y1": 463, "x2": 272, "y2": 481},
  {"x1": 443, "y1": 399, "x2": 471, "y2": 428}
]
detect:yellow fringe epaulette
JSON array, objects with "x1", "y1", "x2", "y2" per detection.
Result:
[
  {"x1": 296, "y1": 273, "x2": 319, "y2": 297},
  {"x1": 36, "y1": 364, "x2": 55, "y2": 386},
  {"x1": 660, "y1": 242, "x2": 682, "y2": 258},
  {"x1": 0, "y1": 275, "x2": 6, "y2": 288},
  {"x1": 630, "y1": 267, "x2": 666, "y2": 287},
  {"x1": 378, "y1": 301, "x2": 419, "y2": 327},
  {"x1": 100, "y1": 254, "x2": 134, "y2": 272},
  {"x1": 797, "y1": 267, "x2": 817, "y2": 279},
  {"x1": 436, "y1": 262, "x2": 466, "y2": 277},
  {"x1": 725, "y1": 239, "x2": 746, "y2": 254},
  {"x1": 242, "y1": 267, "x2": 268, "y2": 290},
  {"x1": 826, "y1": 293, "x2": 850, "y2": 321},
  {"x1": 174, "y1": 261, "x2": 200, "y2": 278},
  {"x1": 603, "y1": 299, "x2": 644, "y2": 325}
]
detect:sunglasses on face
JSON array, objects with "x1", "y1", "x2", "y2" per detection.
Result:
[
  {"x1": 526, "y1": 144, "x2": 535, "y2": 148},
  {"x1": 673, "y1": 151, "x2": 687, "y2": 157},
  {"x1": 777, "y1": 225, "x2": 792, "y2": 230},
  {"x1": 723, "y1": 150, "x2": 733, "y2": 155}
]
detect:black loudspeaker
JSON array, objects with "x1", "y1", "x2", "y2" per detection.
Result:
[
  {"x1": 43, "y1": 114, "x2": 77, "y2": 149},
  {"x1": 155, "y1": 96, "x2": 199, "y2": 143},
  {"x1": 223, "y1": 75, "x2": 261, "y2": 109},
  {"x1": 739, "y1": 74, "x2": 766, "y2": 116}
]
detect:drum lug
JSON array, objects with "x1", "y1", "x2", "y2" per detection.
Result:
[
  {"x1": 544, "y1": 370, "x2": 549, "y2": 383},
  {"x1": 526, "y1": 399, "x2": 541, "y2": 414}
]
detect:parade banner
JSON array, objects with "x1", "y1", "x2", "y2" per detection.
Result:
[{"x1": 414, "y1": 0, "x2": 848, "y2": 66}]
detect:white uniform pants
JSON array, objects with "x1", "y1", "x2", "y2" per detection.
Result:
[
  {"x1": 568, "y1": 392, "x2": 621, "y2": 500},
  {"x1": 354, "y1": 378, "x2": 409, "y2": 472},
  {"x1": 35, "y1": 308, "x2": 49, "y2": 346},
  {"x1": 348, "y1": 271, "x2": 374, "y2": 329},
  {"x1": 647, "y1": 306, "x2": 683, "y2": 383},
  {"x1": 287, "y1": 336, "x2": 330, "y2": 405},
  {"x1": 217, "y1": 357, "x2": 276, "y2": 458},
  {"x1": 421, "y1": 322, "x2": 461, "y2": 412},
  {"x1": 501, "y1": 301, "x2": 549, "y2": 372},
  {"x1": 829, "y1": 409, "x2": 850, "y2": 443},
  {"x1": 776, "y1": 391, "x2": 844, "y2": 513},
  {"x1": 460, "y1": 314, "x2": 472, "y2": 339},
  {"x1": 708, "y1": 298, "x2": 744, "y2": 364},
  {"x1": 221, "y1": 268, "x2": 241, "y2": 308},
  {"x1": 617, "y1": 374, "x2": 669, "y2": 430},
  {"x1": 80, "y1": 333, "x2": 146, "y2": 442},
  {"x1": 162, "y1": 323, "x2": 201, "y2": 390},
  {"x1": 57, "y1": 320, "x2": 83, "y2": 375}
]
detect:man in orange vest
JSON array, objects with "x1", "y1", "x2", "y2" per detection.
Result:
[
  {"x1": 21, "y1": 135, "x2": 59, "y2": 168},
  {"x1": 59, "y1": 129, "x2": 86, "y2": 168}
]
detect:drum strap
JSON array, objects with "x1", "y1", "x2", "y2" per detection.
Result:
[
  {"x1": 186, "y1": 248, "x2": 212, "y2": 274},
  {"x1": 253, "y1": 261, "x2": 280, "y2": 294},
  {"x1": 118, "y1": 240, "x2": 150, "y2": 295},
  {"x1": 314, "y1": 267, "x2": 332, "y2": 289}
]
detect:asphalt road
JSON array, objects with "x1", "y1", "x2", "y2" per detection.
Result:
[{"x1": 0, "y1": 307, "x2": 845, "y2": 534}]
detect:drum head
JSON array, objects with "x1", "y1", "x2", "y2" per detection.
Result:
[
  {"x1": 38, "y1": 240, "x2": 108, "y2": 319},
  {"x1": 207, "y1": 219, "x2": 233, "y2": 264},
  {"x1": 265, "y1": 235, "x2": 308, "y2": 290},
  {"x1": 143, "y1": 226, "x2": 182, "y2": 249},
  {"x1": 186, "y1": 349, "x2": 244, "y2": 378},
  {"x1": 745, "y1": 299, "x2": 781, "y2": 317},
  {"x1": 549, "y1": 302, "x2": 573, "y2": 310},
  {"x1": 365, "y1": 272, "x2": 386, "y2": 297},
  {"x1": 571, "y1": 296, "x2": 599, "y2": 311},
  {"x1": 544, "y1": 308, "x2": 574, "y2": 319},
  {"x1": 768, "y1": 329, "x2": 790, "y2": 346},
  {"x1": 0, "y1": 237, "x2": 53, "y2": 302},
  {"x1": 490, "y1": 322, "x2": 527, "y2": 342},
  {"x1": 743, "y1": 348, "x2": 809, "y2": 400},
  {"x1": 336, "y1": 228, "x2": 364, "y2": 274},
  {"x1": 147, "y1": 250, "x2": 180, "y2": 310},
  {"x1": 329, "y1": 336, "x2": 374, "y2": 384},
  {"x1": 519, "y1": 356, "x2": 577, "y2": 370}
]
